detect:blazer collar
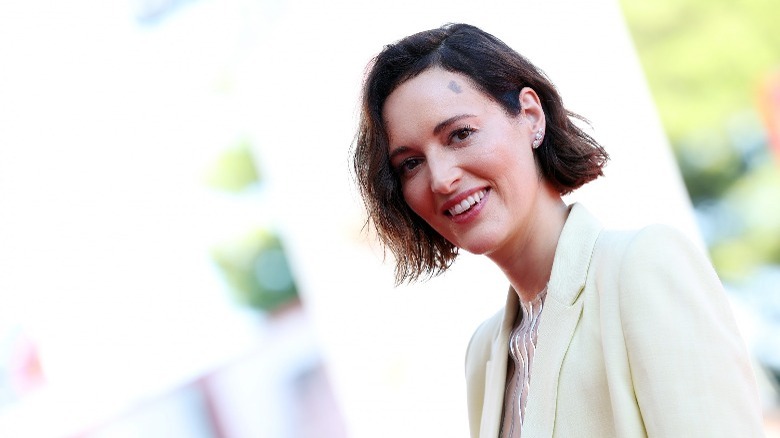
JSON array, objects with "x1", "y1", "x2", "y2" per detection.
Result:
[
  {"x1": 479, "y1": 203, "x2": 603, "y2": 438},
  {"x1": 546, "y1": 202, "x2": 603, "y2": 306}
]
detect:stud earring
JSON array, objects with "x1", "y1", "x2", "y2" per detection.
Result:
[{"x1": 532, "y1": 129, "x2": 544, "y2": 149}]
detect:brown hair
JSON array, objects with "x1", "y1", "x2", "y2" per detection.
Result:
[{"x1": 353, "y1": 23, "x2": 608, "y2": 284}]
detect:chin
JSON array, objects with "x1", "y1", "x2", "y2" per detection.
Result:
[{"x1": 455, "y1": 241, "x2": 494, "y2": 256}]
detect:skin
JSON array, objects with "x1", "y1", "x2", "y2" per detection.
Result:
[{"x1": 383, "y1": 68, "x2": 570, "y2": 301}]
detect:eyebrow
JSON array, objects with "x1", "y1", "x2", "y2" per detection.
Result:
[
  {"x1": 433, "y1": 114, "x2": 475, "y2": 135},
  {"x1": 389, "y1": 145, "x2": 410, "y2": 162},
  {"x1": 389, "y1": 113, "x2": 476, "y2": 162}
]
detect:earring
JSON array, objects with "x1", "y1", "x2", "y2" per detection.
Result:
[{"x1": 532, "y1": 129, "x2": 544, "y2": 149}]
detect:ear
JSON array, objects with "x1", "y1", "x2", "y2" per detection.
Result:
[{"x1": 518, "y1": 87, "x2": 545, "y2": 132}]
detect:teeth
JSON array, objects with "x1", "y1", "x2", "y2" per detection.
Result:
[{"x1": 448, "y1": 190, "x2": 486, "y2": 216}]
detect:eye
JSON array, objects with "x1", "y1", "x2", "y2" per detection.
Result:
[
  {"x1": 450, "y1": 126, "x2": 475, "y2": 143},
  {"x1": 397, "y1": 157, "x2": 423, "y2": 176}
]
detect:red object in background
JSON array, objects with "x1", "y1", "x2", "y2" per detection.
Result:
[
  {"x1": 758, "y1": 69, "x2": 780, "y2": 162},
  {"x1": 8, "y1": 333, "x2": 46, "y2": 396}
]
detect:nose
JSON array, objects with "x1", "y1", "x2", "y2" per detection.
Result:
[{"x1": 428, "y1": 153, "x2": 461, "y2": 194}]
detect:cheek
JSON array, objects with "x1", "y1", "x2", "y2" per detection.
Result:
[{"x1": 401, "y1": 179, "x2": 430, "y2": 218}]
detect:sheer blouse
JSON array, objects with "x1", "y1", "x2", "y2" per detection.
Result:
[{"x1": 499, "y1": 288, "x2": 547, "y2": 438}]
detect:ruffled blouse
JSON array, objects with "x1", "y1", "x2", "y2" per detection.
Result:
[{"x1": 499, "y1": 288, "x2": 547, "y2": 438}]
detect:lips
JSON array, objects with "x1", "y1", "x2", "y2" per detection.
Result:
[{"x1": 446, "y1": 189, "x2": 487, "y2": 216}]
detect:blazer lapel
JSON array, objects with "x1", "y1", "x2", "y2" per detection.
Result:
[
  {"x1": 479, "y1": 291, "x2": 518, "y2": 438},
  {"x1": 521, "y1": 294, "x2": 584, "y2": 437},
  {"x1": 522, "y1": 203, "x2": 602, "y2": 438}
]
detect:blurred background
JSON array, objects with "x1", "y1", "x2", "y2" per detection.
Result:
[
  {"x1": 0, "y1": 0, "x2": 777, "y2": 436},
  {"x1": 622, "y1": 0, "x2": 780, "y2": 399}
]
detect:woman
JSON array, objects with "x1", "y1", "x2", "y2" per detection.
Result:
[{"x1": 353, "y1": 23, "x2": 763, "y2": 437}]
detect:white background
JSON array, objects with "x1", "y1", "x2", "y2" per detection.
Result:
[{"x1": 0, "y1": 0, "x2": 698, "y2": 436}]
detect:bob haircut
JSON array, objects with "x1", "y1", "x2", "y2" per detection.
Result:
[{"x1": 353, "y1": 23, "x2": 608, "y2": 284}]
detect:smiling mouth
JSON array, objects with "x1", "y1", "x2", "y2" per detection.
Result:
[{"x1": 447, "y1": 189, "x2": 487, "y2": 216}]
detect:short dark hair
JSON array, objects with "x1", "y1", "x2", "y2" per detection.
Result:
[{"x1": 353, "y1": 23, "x2": 608, "y2": 284}]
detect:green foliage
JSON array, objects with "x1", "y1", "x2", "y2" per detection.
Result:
[
  {"x1": 621, "y1": 0, "x2": 780, "y2": 143},
  {"x1": 211, "y1": 229, "x2": 299, "y2": 313},
  {"x1": 204, "y1": 138, "x2": 262, "y2": 192},
  {"x1": 620, "y1": 0, "x2": 780, "y2": 281}
]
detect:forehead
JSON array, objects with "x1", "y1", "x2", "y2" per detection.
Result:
[
  {"x1": 384, "y1": 69, "x2": 482, "y2": 115},
  {"x1": 382, "y1": 69, "x2": 492, "y2": 140}
]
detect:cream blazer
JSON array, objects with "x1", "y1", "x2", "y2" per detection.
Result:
[{"x1": 465, "y1": 203, "x2": 764, "y2": 438}]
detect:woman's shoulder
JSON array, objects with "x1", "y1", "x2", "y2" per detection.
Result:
[
  {"x1": 593, "y1": 221, "x2": 729, "y2": 320},
  {"x1": 587, "y1": 222, "x2": 720, "y2": 307},
  {"x1": 595, "y1": 222, "x2": 706, "y2": 268}
]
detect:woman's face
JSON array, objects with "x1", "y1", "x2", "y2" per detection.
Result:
[{"x1": 383, "y1": 68, "x2": 546, "y2": 258}]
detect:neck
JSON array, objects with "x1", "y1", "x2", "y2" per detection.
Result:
[{"x1": 488, "y1": 186, "x2": 569, "y2": 302}]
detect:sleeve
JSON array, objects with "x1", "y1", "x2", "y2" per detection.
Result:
[{"x1": 618, "y1": 225, "x2": 764, "y2": 437}]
